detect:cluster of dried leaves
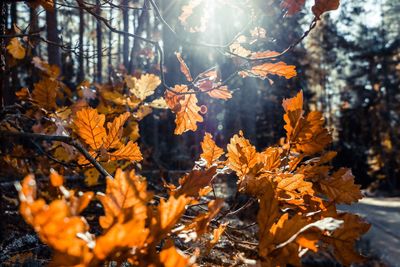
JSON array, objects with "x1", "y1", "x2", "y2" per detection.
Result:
[
  {"x1": 2, "y1": 0, "x2": 370, "y2": 266},
  {"x1": 13, "y1": 84, "x2": 369, "y2": 266}
]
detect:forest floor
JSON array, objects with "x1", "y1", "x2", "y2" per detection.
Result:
[{"x1": 339, "y1": 197, "x2": 400, "y2": 267}]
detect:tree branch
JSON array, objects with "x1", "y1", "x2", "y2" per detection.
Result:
[{"x1": 0, "y1": 131, "x2": 112, "y2": 178}]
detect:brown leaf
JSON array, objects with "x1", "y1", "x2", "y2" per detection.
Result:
[
  {"x1": 174, "y1": 167, "x2": 217, "y2": 198},
  {"x1": 176, "y1": 52, "x2": 193, "y2": 82},
  {"x1": 280, "y1": 0, "x2": 306, "y2": 15},
  {"x1": 200, "y1": 133, "x2": 224, "y2": 167},
  {"x1": 227, "y1": 131, "x2": 259, "y2": 177},
  {"x1": 159, "y1": 241, "x2": 192, "y2": 267},
  {"x1": 165, "y1": 85, "x2": 203, "y2": 135},
  {"x1": 320, "y1": 168, "x2": 362, "y2": 204},
  {"x1": 73, "y1": 108, "x2": 107, "y2": 150},
  {"x1": 109, "y1": 141, "x2": 143, "y2": 162},
  {"x1": 6, "y1": 38, "x2": 25, "y2": 59},
  {"x1": 239, "y1": 62, "x2": 297, "y2": 79},
  {"x1": 324, "y1": 213, "x2": 370, "y2": 265},
  {"x1": 97, "y1": 169, "x2": 151, "y2": 229},
  {"x1": 312, "y1": 0, "x2": 340, "y2": 18},
  {"x1": 32, "y1": 78, "x2": 58, "y2": 110},
  {"x1": 103, "y1": 112, "x2": 130, "y2": 149}
]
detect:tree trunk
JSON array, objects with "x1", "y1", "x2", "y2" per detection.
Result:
[
  {"x1": 122, "y1": 0, "x2": 130, "y2": 71},
  {"x1": 77, "y1": 8, "x2": 85, "y2": 83},
  {"x1": 46, "y1": 0, "x2": 61, "y2": 66},
  {"x1": 96, "y1": 0, "x2": 102, "y2": 83}
]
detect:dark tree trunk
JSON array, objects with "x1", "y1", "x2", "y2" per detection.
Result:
[
  {"x1": 0, "y1": 2, "x2": 8, "y2": 108},
  {"x1": 96, "y1": 0, "x2": 102, "y2": 83},
  {"x1": 77, "y1": 8, "x2": 85, "y2": 83},
  {"x1": 46, "y1": 0, "x2": 61, "y2": 66},
  {"x1": 122, "y1": 0, "x2": 130, "y2": 70}
]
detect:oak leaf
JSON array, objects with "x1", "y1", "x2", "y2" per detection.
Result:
[
  {"x1": 324, "y1": 213, "x2": 370, "y2": 265},
  {"x1": 97, "y1": 169, "x2": 151, "y2": 229},
  {"x1": 227, "y1": 131, "x2": 259, "y2": 177},
  {"x1": 320, "y1": 168, "x2": 362, "y2": 204},
  {"x1": 126, "y1": 74, "x2": 161, "y2": 100},
  {"x1": 174, "y1": 167, "x2": 217, "y2": 198},
  {"x1": 239, "y1": 62, "x2": 297, "y2": 80},
  {"x1": 7, "y1": 38, "x2": 26, "y2": 59},
  {"x1": 200, "y1": 133, "x2": 224, "y2": 167},
  {"x1": 109, "y1": 141, "x2": 143, "y2": 162},
  {"x1": 73, "y1": 108, "x2": 107, "y2": 150},
  {"x1": 103, "y1": 112, "x2": 130, "y2": 149},
  {"x1": 32, "y1": 78, "x2": 58, "y2": 110},
  {"x1": 159, "y1": 241, "x2": 192, "y2": 267},
  {"x1": 165, "y1": 85, "x2": 203, "y2": 135}
]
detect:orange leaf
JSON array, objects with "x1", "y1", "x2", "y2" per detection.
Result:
[
  {"x1": 32, "y1": 78, "x2": 58, "y2": 110},
  {"x1": 186, "y1": 199, "x2": 224, "y2": 236},
  {"x1": 165, "y1": 85, "x2": 203, "y2": 135},
  {"x1": 49, "y1": 169, "x2": 64, "y2": 187},
  {"x1": 6, "y1": 38, "x2": 26, "y2": 59},
  {"x1": 227, "y1": 131, "x2": 259, "y2": 177},
  {"x1": 73, "y1": 108, "x2": 107, "y2": 150},
  {"x1": 324, "y1": 213, "x2": 370, "y2": 265},
  {"x1": 109, "y1": 141, "x2": 143, "y2": 162},
  {"x1": 201, "y1": 85, "x2": 232, "y2": 100},
  {"x1": 240, "y1": 62, "x2": 297, "y2": 79},
  {"x1": 174, "y1": 167, "x2": 217, "y2": 198},
  {"x1": 103, "y1": 112, "x2": 130, "y2": 149},
  {"x1": 159, "y1": 241, "x2": 192, "y2": 267},
  {"x1": 207, "y1": 222, "x2": 228, "y2": 251},
  {"x1": 152, "y1": 195, "x2": 191, "y2": 240},
  {"x1": 320, "y1": 168, "x2": 362, "y2": 204},
  {"x1": 97, "y1": 169, "x2": 151, "y2": 229},
  {"x1": 176, "y1": 52, "x2": 193, "y2": 82},
  {"x1": 200, "y1": 133, "x2": 224, "y2": 167},
  {"x1": 312, "y1": 0, "x2": 340, "y2": 18},
  {"x1": 126, "y1": 73, "x2": 161, "y2": 100}
]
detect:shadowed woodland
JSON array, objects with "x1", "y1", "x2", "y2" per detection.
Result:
[{"x1": 0, "y1": 0, "x2": 399, "y2": 266}]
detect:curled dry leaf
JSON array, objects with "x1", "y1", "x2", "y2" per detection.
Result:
[{"x1": 176, "y1": 52, "x2": 193, "y2": 82}]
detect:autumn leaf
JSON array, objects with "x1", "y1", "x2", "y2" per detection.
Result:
[
  {"x1": 109, "y1": 141, "x2": 143, "y2": 162},
  {"x1": 227, "y1": 131, "x2": 259, "y2": 177},
  {"x1": 159, "y1": 241, "x2": 192, "y2": 267},
  {"x1": 32, "y1": 78, "x2": 58, "y2": 110},
  {"x1": 73, "y1": 108, "x2": 107, "y2": 150},
  {"x1": 323, "y1": 213, "x2": 370, "y2": 265},
  {"x1": 7, "y1": 38, "x2": 26, "y2": 59},
  {"x1": 280, "y1": 0, "x2": 306, "y2": 15},
  {"x1": 32, "y1": 57, "x2": 60, "y2": 78},
  {"x1": 185, "y1": 199, "x2": 224, "y2": 236},
  {"x1": 94, "y1": 218, "x2": 149, "y2": 261},
  {"x1": 126, "y1": 73, "x2": 161, "y2": 100},
  {"x1": 97, "y1": 169, "x2": 152, "y2": 229},
  {"x1": 320, "y1": 168, "x2": 362, "y2": 204},
  {"x1": 165, "y1": 85, "x2": 203, "y2": 135},
  {"x1": 312, "y1": 0, "x2": 340, "y2": 18},
  {"x1": 103, "y1": 112, "x2": 130, "y2": 149},
  {"x1": 200, "y1": 85, "x2": 232, "y2": 100},
  {"x1": 152, "y1": 195, "x2": 191, "y2": 240},
  {"x1": 239, "y1": 62, "x2": 297, "y2": 80},
  {"x1": 273, "y1": 173, "x2": 314, "y2": 203},
  {"x1": 176, "y1": 52, "x2": 193, "y2": 82},
  {"x1": 174, "y1": 167, "x2": 217, "y2": 198},
  {"x1": 207, "y1": 222, "x2": 228, "y2": 251},
  {"x1": 200, "y1": 133, "x2": 224, "y2": 167},
  {"x1": 49, "y1": 168, "x2": 64, "y2": 187}
]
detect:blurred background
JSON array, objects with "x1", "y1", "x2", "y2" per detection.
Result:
[{"x1": 2, "y1": 0, "x2": 400, "y2": 193}]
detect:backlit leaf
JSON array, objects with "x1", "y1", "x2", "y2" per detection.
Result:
[
  {"x1": 109, "y1": 141, "x2": 143, "y2": 162},
  {"x1": 32, "y1": 78, "x2": 58, "y2": 110},
  {"x1": 200, "y1": 133, "x2": 224, "y2": 167},
  {"x1": 73, "y1": 108, "x2": 107, "y2": 150}
]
